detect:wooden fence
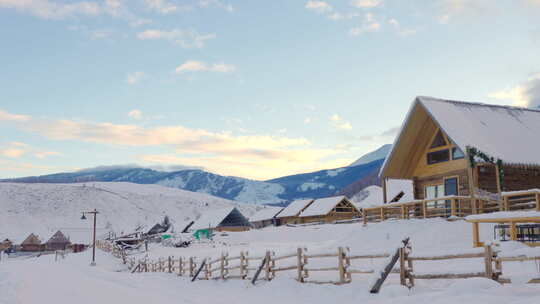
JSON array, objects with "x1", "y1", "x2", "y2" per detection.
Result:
[
  {"x1": 363, "y1": 191, "x2": 540, "y2": 224},
  {"x1": 97, "y1": 240, "x2": 540, "y2": 289}
]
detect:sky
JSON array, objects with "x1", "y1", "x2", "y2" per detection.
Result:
[{"x1": 0, "y1": 0, "x2": 540, "y2": 181}]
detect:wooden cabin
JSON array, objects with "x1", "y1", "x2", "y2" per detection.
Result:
[
  {"x1": 20, "y1": 233, "x2": 44, "y2": 252},
  {"x1": 249, "y1": 207, "x2": 284, "y2": 229},
  {"x1": 298, "y1": 196, "x2": 360, "y2": 224},
  {"x1": 275, "y1": 199, "x2": 314, "y2": 225},
  {"x1": 192, "y1": 207, "x2": 251, "y2": 232},
  {"x1": 379, "y1": 96, "x2": 540, "y2": 216},
  {"x1": 46, "y1": 230, "x2": 71, "y2": 251}
]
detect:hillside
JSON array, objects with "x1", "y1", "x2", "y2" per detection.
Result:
[
  {"x1": 0, "y1": 182, "x2": 257, "y2": 244},
  {"x1": 0, "y1": 145, "x2": 391, "y2": 205}
]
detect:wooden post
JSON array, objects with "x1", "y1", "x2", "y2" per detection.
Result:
[
  {"x1": 264, "y1": 251, "x2": 272, "y2": 281},
  {"x1": 338, "y1": 247, "x2": 346, "y2": 284},
  {"x1": 401, "y1": 205, "x2": 406, "y2": 220},
  {"x1": 472, "y1": 199, "x2": 478, "y2": 215},
  {"x1": 503, "y1": 196, "x2": 509, "y2": 211},
  {"x1": 495, "y1": 163, "x2": 502, "y2": 194},
  {"x1": 484, "y1": 245, "x2": 494, "y2": 280},
  {"x1": 189, "y1": 257, "x2": 195, "y2": 277},
  {"x1": 472, "y1": 222, "x2": 481, "y2": 247},
  {"x1": 297, "y1": 248, "x2": 304, "y2": 283},
  {"x1": 380, "y1": 207, "x2": 385, "y2": 221},
  {"x1": 168, "y1": 256, "x2": 172, "y2": 273},
  {"x1": 399, "y1": 247, "x2": 406, "y2": 286},
  {"x1": 510, "y1": 222, "x2": 517, "y2": 241},
  {"x1": 451, "y1": 199, "x2": 456, "y2": 217},
  {"x1": 240, "y1": 251, "x2": 247, "y2": 279},
  {"x1": 220, "y1": 253, "x2": 226, "y2": 280},
  {"x1": 422, "y1": 201, "x2": 427, "y2": 218},
  {"x1": 382, "y1": 177, "x2": 388, "y2": 204},
  {"x1": 178, "y1": 257, "x2": 183, "y2": 276},
  {"x1": 536, "y1": 193, "x2": 540, "y2": 211},
  {"x1": 363, "y1": 210, "x2": 367, "y2": 225},
  {"x1": 406, "y1": 249, "x2": 414, "y2": 287}
]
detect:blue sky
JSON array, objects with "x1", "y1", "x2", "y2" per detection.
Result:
[{"x1": 1, "y1": 0, "x2": 540, "y2": 180}]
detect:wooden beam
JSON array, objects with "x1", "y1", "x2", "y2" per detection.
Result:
[
  {"x1": 382, "y1": 177, "x2": 388, "y2": 204},
  {"x1": 510, "y1": 222, "x2": 517, "y2": 241},
  {"x1": 495, "y1": 163, "x2": 502, "y2": 194},
  {"x1": 536, "y1": 193, "x2": 540, "y2": 212},
  {"x1": 472, "y1": 222, "x2": 481, "y2": 247}
]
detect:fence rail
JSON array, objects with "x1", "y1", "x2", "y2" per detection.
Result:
[{"x1": 96, "y1": 240, "x2": 540, "y2": 290}]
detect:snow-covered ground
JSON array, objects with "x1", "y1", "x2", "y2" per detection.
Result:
[
  {"x1": 0, "y1": 182, "x2": 257, "y2": 244},
  {"x1": 2, "y1": 219, "x2": 540, "y2": 304}
]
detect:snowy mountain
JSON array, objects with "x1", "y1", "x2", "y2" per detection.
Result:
[
  {"x1": 348, "y1": 144, "x2": 392, "y2": 167},
  {"x1": 1, "y1": 145, "x2": 392, "y2": 205},
  {"x1": 0, "y1": 182, "x2": 257, "y2": 244}
]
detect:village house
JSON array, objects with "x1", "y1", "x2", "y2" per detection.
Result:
[
  {"x1": 20, "y1": 233, "x2": 44, "y2": 252},
  {"x1": 192, "y1": 207, "x2": 251, "y2": 232},
  {"x1": 249, "y1": 206, "x2": 284, "y2": 229},
  {"x1": 275, "y1": 199, "x2": 314, "y2": 225},
  {"x1": 298, "y1": 196, "x2": 360, "y2": 224},
  {"x1": 375, "y1": 96, "x2": 540, "y2": 219},
  {"x1": 46, "y1": 230, "x2": 71, "y2": 251}
]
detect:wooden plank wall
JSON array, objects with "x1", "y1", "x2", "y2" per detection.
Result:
[{"x1": 413, "y1": 169, "x2": 470, "y2": 200}]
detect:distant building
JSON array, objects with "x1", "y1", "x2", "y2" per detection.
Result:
[
  {"x1": 20, "y1": 233, "x2": 44, "y2": 252},
  {"x1": 298, "y1": 196, "x2": 360, "y2": 224},
  {"x1": 192, "y1": 207, "x2": 251, "y2": 232},
  {"x1": 46, "y1": 230, "x2": 71, "y2": 251},
  {"x1": 249, "y1": 207, "x2": 284, "y2": 229},
  {"x1": 275, "y1": 199, "x2": 315, "y2": 226}
]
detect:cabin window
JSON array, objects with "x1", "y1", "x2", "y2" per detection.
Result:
[
  {"x1": 444, "y1": 177, "x2": 458, "y2": 196},
  {"x1": 452, "y1": 147, "x2": 465, "y2": 160},
  {"x1": 430, "y1": 130, "x2": 447, "y2": 148},
  {"x1": 427, "y1": 149, "x2": 450, "y2": 165}
]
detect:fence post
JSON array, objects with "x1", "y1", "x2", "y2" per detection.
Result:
[
  {"x1": 536, "y1": 193, "x2": 540, "y2": 211},
  {"x1": 380, "y1": 207, "x2": 385, "y2": 221},
  {"x1": 451, "y1": 199, "x2": 457, "y2": 217},
  {"x1": 240, "y1": 251, "x2": 247, "y2": 279},
  {"x1": 189, "y1": 257, "x2": 195, "y2": 277},
  {"x1": 422, "y1": 201, "x2": 427, "y2": 218},
  {"x1": 264, "y1": 251, "x2": 272, "y2": 281},
  {"x1": 168, "y1": 256, "x2": 172, "y2": 273},
  {"x1": 484, "y1": 245, "x2": 494, "y2": 280},
  {"x1": 338, "y1": 247, "x2": 347, "y2": 284},
  {"x1": 399, "y1": 247, "x2": 406, "y2": 286},
  {"x1": 178, "y1": 257, "x2": 183, "y2": 276},
  {"x1": 297, "y1": 248, "x2": 305, "y2": 283},
  {"x1": 220, "y1": 253, "x2": 226, "y2": 280}
]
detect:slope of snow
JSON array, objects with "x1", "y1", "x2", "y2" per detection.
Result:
[
  {"x1": 352, "y1": 179, "x2": 413, "y2": 208},
  {"x1": 233, "y1": 178, "x2": 285, "y2": 204},
  {"x1": 349, "y1": 144, "x2": 392, "y2": 167},
  {"x1": 0, "y1": 182, "x2": 256, "y2": 244}
]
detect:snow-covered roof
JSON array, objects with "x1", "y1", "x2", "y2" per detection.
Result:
[
  {"x1": 381, "y1": 96, "x2": 540, "y2": 177},
  {"x1": 300, "y1": 196, "x2": 356, "y2": 217},
  {"x1": 276, "y1": 199, "x2": 314, "y2": 218},
  {"x1": 466, "y1": 211, "x2": 540, "y2": 221},
  {"x1": 191, "y1": 207, "x2": 236, "y2": 230},
  {"x1": 353, "y1": 179, "x2": 414, "y2": 208},
  {"x1": 387, "y1": 179, "x2": 414, "y2": 202},
  {"x1": 249, "y1": 207, "x2": 283, "y2": 222}
]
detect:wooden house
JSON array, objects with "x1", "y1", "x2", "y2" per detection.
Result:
[
  {"x1": 46, "y1": 230, "x2": 71, "y2": 251},
  {"x1": 298, "y1": 196, "x2": 360, "y2": 224},
  {"x1": 275, "y1": 199, "x2": 314, "y2": 225},
  {"x1": 192, "y1": 207, "x2": 251, "y2": 232},
  {"x1": 20, "y1": 233, "x2": 44, "y2": 252},
  {"x1": 379, "y1": 96, "x2": 540, "y2": 215},
  {"x1": 249, "y1": 207, "x2": 284, "y2": 229}
]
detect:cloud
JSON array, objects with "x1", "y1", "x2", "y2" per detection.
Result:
[
  {"x1": 137, "y1": 29, "x2": 216, "y2": 48},
  {"x1": 350, "y1": 0, "x2": 382, "y2": 8},
  {"x1": 488, "y1": 74, "x2": 540, "y2": 108},
  {"x1": 305, "y1": 1, "x2": 332, "y2": 13},
  {"x1": 128, "y1": 109, "x2": 143, "y2": 119},
  {"x1": 144, "y1": 0, "x2": 182, "y2": 14},
  {"x1": 0, "y1": 109, "x2": 353, "y2": 180},
  {"x1": 304, "y1": 117, "x2": 312, "y2": 124},
  {"x1": 0, "y1": 110, "x2": 30, "y2": 122},
  {"x1": 380, "y1": 126, "x2": 400, "y2": 137},
  {"x1": 436, "y1": 0, "x2": 498, "y2": 24},
  {"x1": 388, "y1": 18, "x2": 417, "y2": 36},
  {"x1": 175, "y1": 60, "x2": 236, "y2": 73},
  {"x1": 198, "y1": 0, "x2": 234, "y2": 12},
  {"x1": 330, "y1": 114, "x2": 353, "y2": 131},
  {"x1": 0, "y1": 0, "x2": 101, "y2": 19},
  {"x1": 0, "y1": 141, "x2": 61, "y2": 159},
  {"x1": 349, "y1": 13, "x2": 381, "y2": 35},
  {"x1": 126, "y1": 71, "x2": 145, "y2": 85}
]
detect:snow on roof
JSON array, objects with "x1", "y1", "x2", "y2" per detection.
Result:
[
  {"x1": 466, "y1": 211, "x2": 540, "y2": 221},
  {"x1": 300, "y1": 196, "x2": 354, "y2": 217},
  {"x1": 249, "y1": 207, "x2": 283, "y2": 222},
  {"x1": 381, "y1": 96, "x2": 540, "y2": 177},
  {"x1": 191, "y1": 206, "x2": 235, "y2": 230},
  {"x1": 276, "y1": 199, "x2": 314, "y2": 218},
  {"x1": 420, "y1": 96, "x2": 540, "y2": 164},
  {"x1": 353, "y1": 179, "x2": 414, "y2": 209}
]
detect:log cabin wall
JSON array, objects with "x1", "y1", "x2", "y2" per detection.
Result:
[
  {"x1": 413, "y1": 169, "x2": 470, "y2": 200},
  {"x1": 501, "y1": 165, "x2": 540, "y2": 191},
  {"x1": 477, "y1": 164, "x2": 498, "y2": 193}
]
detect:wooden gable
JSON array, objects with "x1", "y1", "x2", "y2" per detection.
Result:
[
  {"x1": 381, "y1": 99, "x2": 467, "y2": 179},
  {"x1": 331, "y1": 198, "x2": 359, "y2": 214}
]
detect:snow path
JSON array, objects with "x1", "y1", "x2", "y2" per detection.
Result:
[{"x1": 2, "y1": 250, "x2": 540, "y2": 304}]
